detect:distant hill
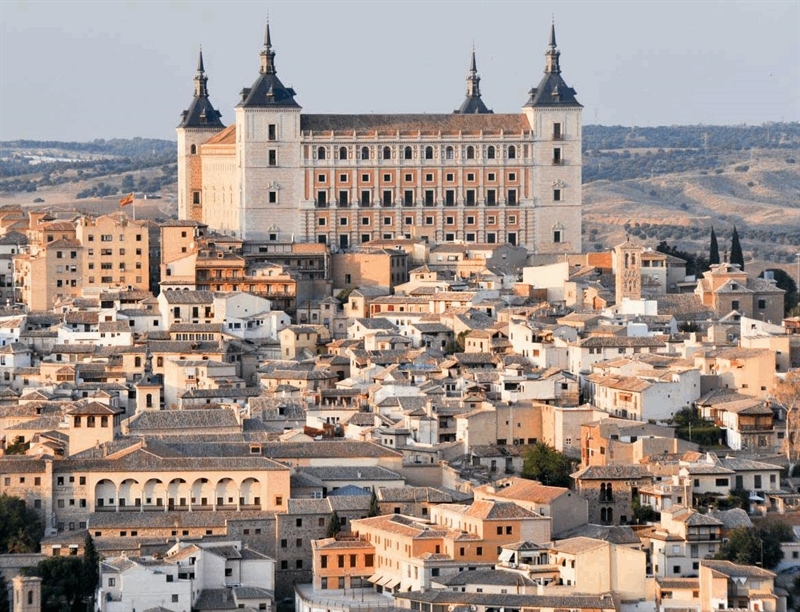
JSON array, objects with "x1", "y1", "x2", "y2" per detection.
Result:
[
  {"x1": 581, "y1": 123, "x2": 800, "y2": 268},
  {"x1": 1, "y1": 126, "x2": 798, "y2": 265}
]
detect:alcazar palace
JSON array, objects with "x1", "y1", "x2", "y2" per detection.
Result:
[{"x1": 177, "y1": 23, "x2": 582, "y2": 253}]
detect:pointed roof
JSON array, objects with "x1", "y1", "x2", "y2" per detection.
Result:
[
  {"x1": 524, "y1": 23, "x2": 582, "y2": 108},
  {"x1": 178, "y1": 47, "x2": 225, "y2": 129},
  {"x1": 454, "y1": 48, "x2": 493, "y2": 115},
  {"x1": 239, "y1": 21, "x2": 300, "y2": 108}
]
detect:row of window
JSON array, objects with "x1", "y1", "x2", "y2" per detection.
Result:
[
  {"x1": 316, "y1": 188, "x2": 526, "y2": 208},
  {"x1": 318, "y1": 170, "x2": 518, "y2": 184},
  {"x1": 315, "y1": 144, "x2": 521, "y2": 162},
  {"x1": 318, "y1": 231, "x2": 521, "y2": 248},
  {"x1": 319, "y1": 214, "x2": 520, "y2": 228},
  {"x1": 86, "y1": 234, "x2": 143, "y2": 242}
]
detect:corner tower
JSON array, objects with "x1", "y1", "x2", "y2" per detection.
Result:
[
  {"x1": 176, "y1": 48, "x2": 225, "y2": 221},
  {"x1": 524, "y1": 23, "x2": 583, "y2": 255},
  {"x1": 235, "y1": 22, "x2": 303, "y2": 241}
]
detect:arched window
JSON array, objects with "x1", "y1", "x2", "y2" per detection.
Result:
[
  {"x1": 383, "y1": 146, "x2": 391, "y2": 160},
  {"x1": 404, "y1": 146, "x2": 413, "y2": 160},
  {"x1": 425, "y1": 146, "x2": 434, "y2": 160},
  {"x1": 445, "y1": 146, "x2": 454, "y2": 160},
  {"x1": 146, "y1": 394, "x2": 153, "y2": 408},
  {"x1": 600, "y1": 507, "x2": 607, "y2": 523},
  {"x1": 607, "y1": 507, "x2": 614, "y2": 523},
  {"x1": 361, "y1": 147, "x2": 370, "y2": 160},
  {"x1": 508, "y1": 145, "x2": 517, "y2": 159},
  {"x1": 339, "y1": 147, "x2": 348, "y2": 160},
  {"x1": 317, "y1": 147, "x2": 326, "y2": 160},
  {"x1": 466, "y1": 146, "x2": 475, "y2": 159},
  {"x1": 600, "y1": 483, "x2": 606, "y2": 500},
  {"x1": 190, "y1": 144, "x2": 197, "y2": 155},
  {"x1": 487, "y1": 145, "x2": 496, "y2": 159}
]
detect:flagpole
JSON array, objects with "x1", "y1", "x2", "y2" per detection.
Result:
[{"x1": 132, "y1": 192, "x2": 136, "y2": 222}]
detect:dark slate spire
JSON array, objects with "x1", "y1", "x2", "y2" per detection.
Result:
[
  {"x1": 194, "y1": 48, "x2": 208, "y2": 98},
  {"x1": 239, "y1": 20, "x2": 299, "y2": 108},
  {"x1": 260, "y1": 21, "x2": 277, "y2": 75},
  {"x1": 524, "y1": 23, "x2": 581, "y2": 108},
  {"x1": 178, "y1": 46, "x2": 224, "y2": 129},
  {"x1": 454, "y1": 47, "x2": 493, "y2": 114}
]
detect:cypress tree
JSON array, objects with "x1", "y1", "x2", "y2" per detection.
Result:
[
  {"x1": 368, "y1": 490, "x2": 380, "y2": 517},
  {"x1": 82, "y1": 533, "x2": 100, "y2": 599},
  {"x1": 709, "y1": 227, "x2": 720, "y2": 265},
  {"x1": 730, "y1": 226, "x2": 744, "y2": 270},
  {"x1": 326, "y1": 510, "x2": 342, "y2": 538}
]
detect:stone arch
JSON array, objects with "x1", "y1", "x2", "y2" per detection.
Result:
[
  {"x1": 487, "y1": 145, "x2": 496, "y2": 159},
  {"x1": 142, "y1": 478, "x2": 164, "y2": 509},
  {"x1": 167, "y1": 478, "x2": 188, "y2": 509},
  {"x1": 95, "y1": 479, "x2": 116, "y2": 509},
  {"x1": 215, "y1": 477, "x2": 238, "y2": 509},
  {"x1": 466, "y1": 146, "x2": 475, "y2": 159},
  {"x1": 508, "y1": 145, "x2": 517, "y2": 159},
  {"x1": 239, "y1": 477, "x2": 262, "y2": 508},
  {"x1": 317, "y1": 147, "x2": 326, "y2": 160},
  {"x1": 118, "y1": 478, "x2": 140, "y2": 508},
  {"x1": 192, "y1": 477, "x2": 214, "y2": 509}
]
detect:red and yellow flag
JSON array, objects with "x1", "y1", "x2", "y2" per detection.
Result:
[{"x1": 119, "y1": 192, "x2": 134, "y2": 207}]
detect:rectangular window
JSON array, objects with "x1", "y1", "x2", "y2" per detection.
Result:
[
  {"x1": 757, "y1": 298, "x2": 766, "y2": 309},
  {"x1": 425, "y1": 217, "x2": 434, "y2": 226},
  {"x1": 445, "y1": 190, "x2": 455, "y2": 206},
  {"x1": 268, "y1": 124, "x2": 276, "y2": 140},
  {"x1": 553, "y1": 189, "x2": 562, "y2": 201},
  {"x1": 553, "y1": 122, "x2": 562, "y2": 139},
  {"x1": 339, "y1": 191, "x2": 349, "y2": 207},
  {"x1": 383, "y1": 216, "x2": 392, "y2": 226},
  {"x1": 382, "y1": 190, "x2": 393, "y2": 207},
  {"x1": 404, "y1": 190, "x2": 414, "y2": 206},
  {"x1": 486, "y1": 189, "x2": 496, "y2": 205},
  {"x1": 424, "y1": 190, "x2": 434, "y2": 206},
  {"x1": 404, "y1": 216, "x2": 413, "y2": 225},
  {"x1": 361, "y1": 190, "x2": 370, "y2": 206},
  {"x1": 465, "y1": 189, "x2": 476, "y2": 206},
  {"x1": 317, "y1": 191, "x2": 327, "y2": 207},
  {"x1": 361, "y1": 217, "x2": 370, "y2": 226},
  {"x1": 553, "y1": 229, "x2": 563, "y2": 243},
  {"x1": 268, "y1": 150, "x2": 277, "y2": 166},
  {"x1": 269, "y1": 191, "x2": 277, "y2": 203},
  {"x1": 553, "y1": 147, "x2": 562, "y2": 164}
]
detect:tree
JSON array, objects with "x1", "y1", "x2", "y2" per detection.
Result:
[
  {"x1": 774, "y1": 371, "x2": 800, "y2": 476},
  {"x1": 326, "y1": 510, "x2": 341, "y2": 538},
  {"x1": 709, "y1": 227, "x2": 720, "y2": 265},
  {"x1": 730, "y1": 225, "x2": 745, "y2": 270},
  {"x1": 521, "y1": 442, "x2": 575, "y2": 488},
  {"x1": 82, "y1": 534, "x2": 99, "y2": 600},
  {"x1": 368, "y1": 490, "x2": 380, "y2": 518},
  {"x1": 25, "y1": 556, "x2": 84, "y2": 612},
  {"x1": 0, "y1": 494, "x2": 43, "y2": 554},
  {"x1": 714, "y1": 521, "x2": 792, "y2": 570},
  {"x1": 759, "y1": 268, "x2": 799, "y2": 316}
]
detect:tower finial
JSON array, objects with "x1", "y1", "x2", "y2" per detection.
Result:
[
  {"x1": 260, "y1": 19, "x2": 277, "y2": 74},
  {"x1": 193, "y1": 46, "x2": 209, "y2": 98},
  {"x1": 197, "y1": 46, "x2": 205, "y2": 73},
  {"x1": 470, "y1": 43, "x2": 477, "y2": 73},
  {"x1": 544, "y1": 21, "x2": 561, "y2": 75}
]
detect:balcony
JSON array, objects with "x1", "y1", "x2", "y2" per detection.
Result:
[{"x1": 315, "y1": 200, "x2": 328, "y2": 209}]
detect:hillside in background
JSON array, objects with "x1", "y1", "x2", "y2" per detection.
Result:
[{"x1": 0, "y1": 124, "x2": 798, "y2": 266}]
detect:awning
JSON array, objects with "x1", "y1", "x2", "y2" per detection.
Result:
[
  {"x1": 385, "y1": 578, "x2": 401, "y2": 590},
  {"x1": 367, "y1": 574, "x2": 383, "y2": 584}
]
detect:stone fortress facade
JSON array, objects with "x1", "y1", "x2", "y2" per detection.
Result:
[{"x1": 177, "y1": 22, "x2": 582, "y2": 253}]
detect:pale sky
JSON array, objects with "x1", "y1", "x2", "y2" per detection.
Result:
[{"x1": 1, "y1": 0, "x2": 798, "y2": 142}]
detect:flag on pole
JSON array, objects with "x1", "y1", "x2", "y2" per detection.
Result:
[{"x1": 119, "y1": 192, "x2": 134, "y2": 207}]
